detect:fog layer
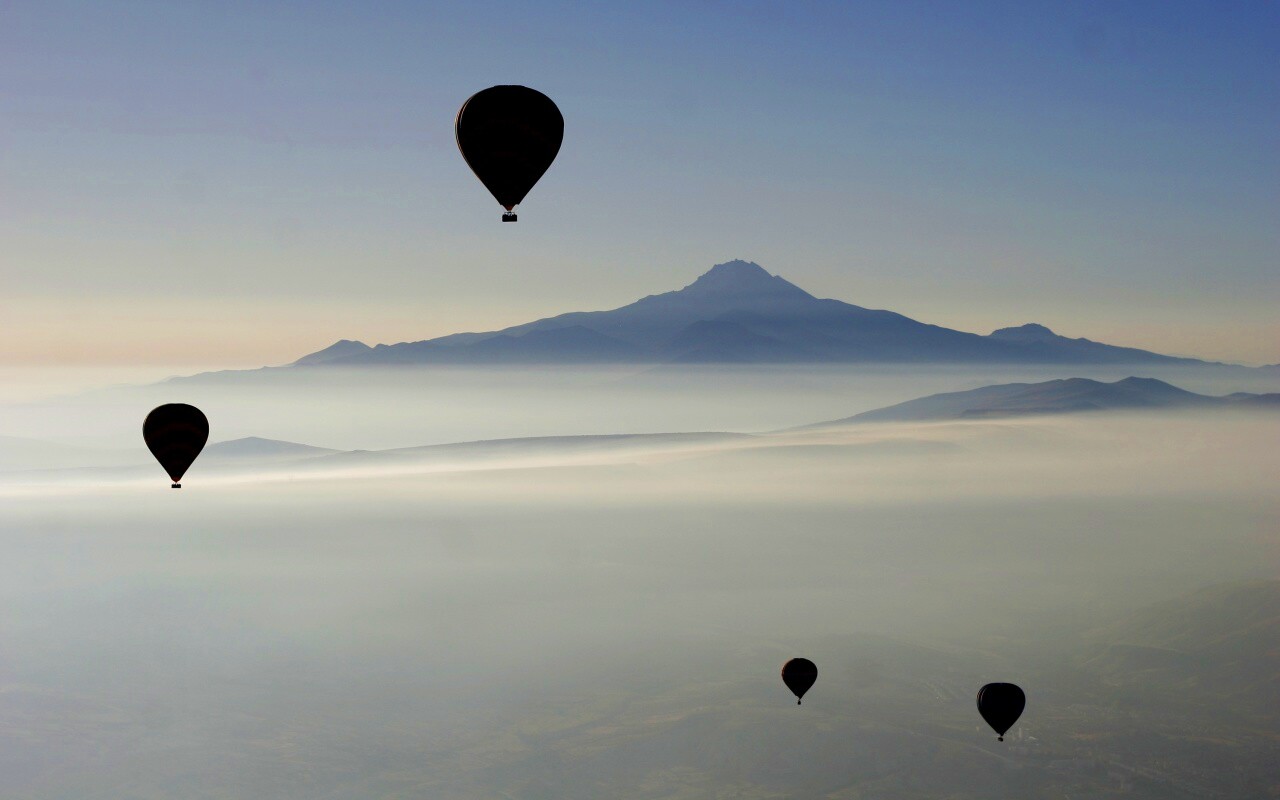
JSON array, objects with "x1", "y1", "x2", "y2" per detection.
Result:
[{"x1": 0, "y1": 368, "x2": 1276, "y2": 798}]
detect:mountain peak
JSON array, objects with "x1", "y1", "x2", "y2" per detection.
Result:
[
  {"x1": 988, "y1": 323, "x2": 1060, "y2": 342},
  {"x1": 705, "y1": 259, "x2": 770, "y2": 278},
  {"x1": 679, "y1": 260, "x2": 814, "y2": 300},
  {"x1": 1113, "y1": 376, "x2": 1192, "y2": 395},
  {"x1": 204, "y1": 437, "x2": 337, "y2": 459},
  {"x1": 275, "y1": 261, "x2": 1242, "y2": 370},
  {"x1": 293, "y1": 339, "x2": 372, "y2": 366}
]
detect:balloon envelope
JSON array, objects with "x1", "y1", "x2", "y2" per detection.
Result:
[
  {"x1": 143, "y1": 403, "x2": 209, "y2": 488},
  {"x1": 781, "y1": 658, "x2": 818, "y2": 705},
  {"x1": 977, "y1": 682, "x2": 1025, "y2": 740},
  {"x1": 455, "y1": 85, "x2": 563, "y2": 216}
]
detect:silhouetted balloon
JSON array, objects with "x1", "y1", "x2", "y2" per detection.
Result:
[
  {"x1": 143, "y1": 403, "x2": 209, "y2": 488},
  {"x1": 455, "y1": 85, "x2": 563, "y2": 221},
  {"x1": 781, "y1": 658, "x2": 818, "y2": 705},
  {"x1": 977, "y1": 682, "x2": 1025, "y2": 741}
]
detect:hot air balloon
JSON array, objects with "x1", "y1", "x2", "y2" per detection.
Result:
[
  {"x1": 781, "y1": 658, "x2": 818, "y2": 705},
  {"x1": 977, "y1": 682, "x2": 1025, "y2": 741},
  {"x1": 455, "y1": 85, "x2": 563, "y2": 222},
  {"x1": 143, "y1": 403, "x2": 209, "y2": 488}
]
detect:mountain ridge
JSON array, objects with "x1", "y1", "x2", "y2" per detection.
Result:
[
  {"x1": 203, "y1": 437, "x2": 339, "y2": 460},
  {"x1": 281, "y1": 260, "x2": 1251, "y2": 369},
  {"x1": 806, "y1": 376, "x2": 1280, "y2": 426},
  {"x1": 6, "y1": 378, "x2": 1273, "y2": 479}
]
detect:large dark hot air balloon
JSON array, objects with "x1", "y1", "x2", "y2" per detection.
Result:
[
  {"x1": 977, "y1": 682, "x2": 1025, "y2": 741},
  {"x1": 143, "y1": 403, "x2": 209, "y2": 488},
  {"x1": 455, "y1": 85, "x2": 563, "y2": 222},
  {"x1": 781, "y1": 658, "x2": 818, "y2": 705}
]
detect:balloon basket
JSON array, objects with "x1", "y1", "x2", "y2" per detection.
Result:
[
  {"x1": 171, "y1": 483, "x2": 181, "y2": 489},
  {"x1": 502, "y1": 212, "x2": 517, "y2": 222}
]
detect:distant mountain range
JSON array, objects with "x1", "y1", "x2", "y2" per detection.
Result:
[
  {"x1": 290, "y1": 260, "x2": 1252, "y2": 368},
  {"x1": 7, "y1": 377, "x2": 1273, "y2": 481},
  {"x1": 807, "y1": 376, "x2": 1280, "y2": 425},
  {"x1": 174, "y1": 378, "x2": 1280, "y2": 461}
]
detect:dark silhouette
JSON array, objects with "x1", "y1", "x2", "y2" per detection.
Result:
[
  {"x1": 455, "y1": 86, "x2": 563, "y2": 221},
  {"x1": 282, "y1": 261, "x2": 1256, "y2": 368},
  {"x1": 977, "y1": 683, "x2": 1025, "y2": 741},
  {"x1": 143, "y1": 404, "x2": 209, "y2": 488},
  {"x1": 781, "y1": 658, "x2": 818, "y2": 705}
]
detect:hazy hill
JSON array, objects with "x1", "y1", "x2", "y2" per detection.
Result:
[
  {"x1": 809, "y1": 376, "x2": 1280, "y2": 425},
  {"x1": 301, "y1": 432, "x2": 751, "y2": 474},
  {"x1": 202, "y1": 437, "x2": 338, "y2": 461},
  {"x1": 287, "y1": 260, "x2": 1237, "y2": 368}
]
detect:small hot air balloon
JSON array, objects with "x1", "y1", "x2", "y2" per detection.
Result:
[
  {"x1": 143, "y1": 403, "x2": 209, "y2": 488},
  {"x1": 977, "y1": 682, "x2": 1025, "y2": 741},
  {"x1": 455, "y1": 85, "x2": 563, "y2": 222},
  {"x1": 781, "y1": 658, "x2": 818, "y2": 705}
]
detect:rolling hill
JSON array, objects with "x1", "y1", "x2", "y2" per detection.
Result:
[{"x1": 808, "y1": 376, "x2": 1280, "y2": 425}]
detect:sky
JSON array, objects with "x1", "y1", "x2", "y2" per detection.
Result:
[{"x1": 1, "y1": 0, "x2": 1277, "y2": 367}]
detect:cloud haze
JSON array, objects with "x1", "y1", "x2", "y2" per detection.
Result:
[{"x1": 2, "y1": 392, "x2": 1276, "y2": 796}]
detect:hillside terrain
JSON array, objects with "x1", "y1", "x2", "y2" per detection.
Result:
[{"x1": 810, "y1": 376, "x2": 1280, "y2": 425}]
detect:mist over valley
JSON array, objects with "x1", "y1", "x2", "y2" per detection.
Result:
[{"x1": 2, "y1": 361, "x2": 1276, "y2": 798}]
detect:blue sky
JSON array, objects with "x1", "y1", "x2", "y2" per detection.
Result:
[{"x1": 2, "y1": 1, "x2": 1277, "y2": 365}]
